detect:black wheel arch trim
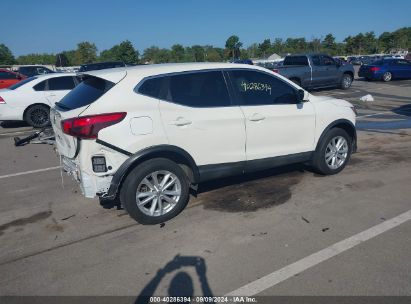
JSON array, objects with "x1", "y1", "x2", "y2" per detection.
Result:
[
  {"x1": 316, "y1": 119, "x2": 357, "y2": 153},
  {"x1": 101, "y1": 144, "x2": 200, "y2": 200}
]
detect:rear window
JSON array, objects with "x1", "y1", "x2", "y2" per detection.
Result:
[
  {"x1": 55, "y1": 76, "x2": 114, "y2": 111},
  {"x1": 9, "y1": 77, "x2": 38, "y2": 90},
  {"x1": 283, "y1": 56, "x2": 308, "y2": 66}
]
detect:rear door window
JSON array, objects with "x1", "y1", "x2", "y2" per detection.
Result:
[
  {"x1": 33, "y1": 80, "x2": 47, "y2": 91},
  {"x1": 137, "y1": 77, "x2": 164, "y2": 99},
  {"x1": 165, "y1": 71, "x2": 231, "y2": 107},
  {"x1": 55, "y1": 76, "x2": 115, "y2": 111},
  {"x1": 283, "y1": 56, "x2": 308, "y2": 66},
  {"x1": 48, "y1": 76, "x2": 76, "y2": 90}
]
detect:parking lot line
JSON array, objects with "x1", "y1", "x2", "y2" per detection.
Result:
[
  {"x1": 226, "y1": 208, "x2": 411, "y2": 296},
  {"x1": 0, "y1": 166, "x2": 61, "y2": 179}
]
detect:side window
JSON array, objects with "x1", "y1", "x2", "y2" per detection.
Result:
[
  {"x1": 0, "y1": 72, "x2": 13, "y2": 79},
  {"x1": 166, "y1": 71, "x2": 231, "y2": 107},
  {"x1": 321, "y1": 56, "x2": 335, "y2": 66},
  {"x1": 229, "y1": 70, "x2": 297, "y2": 106},
  {"x1": 48, "y1": 76, "x2": 76, "y2": 90},
  {"x1": 33, "y1": 80, "x2": 47, "y2": 91},
  {"x1": 397, "y1": 60, "x2": 410, "y2": 65},
  {"x1": 137, "y1": 77, "x2": 164, "y2": 99},
  {"x1": 311, "y1": 55, "x2": 321, "y2": 66}
]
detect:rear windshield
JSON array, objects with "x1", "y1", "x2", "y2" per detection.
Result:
[
  {"x1": 283, "y1": 56, "x2": 308, "y2": 66},
  {"x1": 9, "y1": 77, "x2": 38, "y2": 90},
  {"x1": 55, "y1": 76, "x2": 114, "y2": 111}
]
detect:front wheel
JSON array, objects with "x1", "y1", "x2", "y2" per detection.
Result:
[
  {"x1": 340, "y1": 74, "x2": 353, "y2": 89},
  {"x1": 121, "y1": 158, "x2": 190, "y2": 224},
  {"x1": 312, "y1": 128, "x2": 352, "y2": 175},
  {"x1": 382, "y1": 72, "x2": 392, "y2": 82}
]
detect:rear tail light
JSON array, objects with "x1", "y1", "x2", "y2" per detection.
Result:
[
  {"x1": 370, "y1": 67, "x2": 380, "y2": 72},
  {"x1": 0, "y1": 96, "x2": 5, "y2": 104},
  {"x1": 61, "y1": 112, "x2": 126, "y2": 139}
]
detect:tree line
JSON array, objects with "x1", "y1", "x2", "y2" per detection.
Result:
[{"x1": 0, "y1": 27, "x2": 409, "y2": 66}]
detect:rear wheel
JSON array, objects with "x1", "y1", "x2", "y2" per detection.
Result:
[
  {"x1": 24, "y1": 104, "x2": 50, "y2": 128},
  {"x1": 340, "y1": 74, "x2": 353, "y2": 89},
  {"x1": 121, "y1": 158, "x2": 190, "y2": 224},
  {"x1": 382, "y1": 72, "x2": 392, "y2": 82},
  {"x1": 312, "y1": 128, "x2": 352, "y2": 175}
]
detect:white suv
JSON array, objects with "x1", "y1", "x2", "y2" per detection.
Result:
[{"x1": 51, "y1": 63, "x2": 357, "y2": 224}]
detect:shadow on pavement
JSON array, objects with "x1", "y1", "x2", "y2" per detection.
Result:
[
  {"x1": 135, "y1": 255, "x2": 213, "y2": 304},
  {"x1": 0, "y1": 120, "x2": 30, "y2": 128}
]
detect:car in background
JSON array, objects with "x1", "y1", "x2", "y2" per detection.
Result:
[
  {"x1": 273, "y1": 53, "x2": 355, "y2": 90},
  {"x1": 0, "y1": 69, "x2": 26, "y2": 89},
  {"x1": 233, "y1": 59, "x2": 254, "y2": 65},
  {"x1": 16, "y1": 65, "x2": 55, "y2": 77},
  {"x1": 405, "y1": 53, "x2": 411, "y2": 61},
  {"x1": 358, "y1": 58, "x2": 411, "y2": 82},
  {"x1": 0, "y1": 73, "x2": 79, "y2": 127},
  {"x1": 79, "y1": 61, "x2": 126, "y2": 72}
]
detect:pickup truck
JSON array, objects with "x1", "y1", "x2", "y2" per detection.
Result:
[{"x1": 273, "y1": 54, "x2": 355, "y2": 90}]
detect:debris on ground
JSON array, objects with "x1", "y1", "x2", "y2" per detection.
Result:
[
  {"x1": 360, "y1": 94, "x2": 374, "y2": 102},
  {"x1": 61, "y1": 214, "x2": 76, "y2": 221},
  {"x1": 322, "y1": 227, "x2": 330, "y2": 232},
  {"x1": 160, "y1": 223, "x2": 165, "y2": 228},
  {"x1": 301, "y1": 216, "x2": 310, "y2": 223}
]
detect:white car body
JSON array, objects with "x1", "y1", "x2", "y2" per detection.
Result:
[
  {"x1": 0, "y1": 73, "x2": 77, "y2": 123},
  {"x1": 51, "y1": 63, "x2": 357, "y2": 223}
]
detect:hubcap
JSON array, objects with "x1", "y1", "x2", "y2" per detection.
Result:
[
  {"x1": 343, "y1": 76, "x2": 352, "y2": 88},
  {"x1": 384, "y1": 73, "x2": 391, "y2": 81},
  {"x1": 31, "y1": 108, "x2": 48, "y2": 125},
  {"x1": 136, "y1": 170, "x2": 181, "y2": 217},
  {"x1": 325, "y1": 136, "x2": 349, "y2": 170}
]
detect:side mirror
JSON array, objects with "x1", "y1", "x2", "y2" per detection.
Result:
[{"x1": 296, "y1": 89, "x2": 307, "y2": 103}]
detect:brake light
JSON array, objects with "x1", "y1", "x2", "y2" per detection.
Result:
[
  {"x1": 61, "y1": 112, "x2": 126, "y2": 139},
  {"x1": 0, "y1": 96, "x2": 5, "y2": 104},
  {"x1": 370, "y1": 67, "x2": 380, "y2": 72}
]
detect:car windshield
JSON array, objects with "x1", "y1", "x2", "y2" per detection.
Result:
[{"x1": 8, "y1": 77, "x2": 38, "y2": 90}]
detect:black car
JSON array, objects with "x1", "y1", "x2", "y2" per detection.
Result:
[
  {"x1": 79, "y1": 61, "x2": 126, "y2": 72},
  {"x1": 16, "y1": 66, "x2": 55, "y2": 77}
]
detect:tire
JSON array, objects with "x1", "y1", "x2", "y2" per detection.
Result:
[
  {"x1": 121, "y1": 158, "x2": 190, "y2": 225},
  {"x1": 312, "y1": 128, "x2": 352, "y2": 175},
  {"x1": 24, "y1": 104, "x2": 50, "y2": 128},
  {"x1": 340, "y1": 74, "x2": 353, "y2": 90},
  {"x1": 382, "y1": 71, "x2": 392, "y2": 82}
]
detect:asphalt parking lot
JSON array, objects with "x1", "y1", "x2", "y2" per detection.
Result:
[{"x1": 1, "y1": 77, "x2": 411, "y2": 300}]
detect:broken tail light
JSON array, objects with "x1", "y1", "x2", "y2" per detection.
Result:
[
  {"x1": 0, "y1": 96, "x2": 5, "y2": 104},
  {"x1": 61, "y1": 112, "x2": 126, "y2": 139}
]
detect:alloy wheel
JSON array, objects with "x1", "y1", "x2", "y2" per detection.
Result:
[{"x1": 325, "y1": 136, "x2": 349, "y2": 170}]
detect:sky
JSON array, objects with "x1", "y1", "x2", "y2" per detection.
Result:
[{"x1": 2, "y1": 0, "x2": 411, "y2": 56}]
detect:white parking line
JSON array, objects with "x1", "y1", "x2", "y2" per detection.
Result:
[
  {"x1": 0, "y1": 130, "x2": 33, "y2": 136},
  {"x1": 0, "y1": 166, "x2": 61, "y2": 179},
  {"x1": 226, "y1": 209, "x2": 411, "y2": 296}
]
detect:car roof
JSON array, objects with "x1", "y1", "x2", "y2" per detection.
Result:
[{"x1": 81, "y1": 62, "x2": 269, "y2": 82}]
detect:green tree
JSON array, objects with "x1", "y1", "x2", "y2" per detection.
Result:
[
  {"x1": 17, "y1": 53, "x2": 55, "y2": 65},
  {"x1": 0, "y1": 44, "x2": 16, "y2": 65},
  {"x1": 75, "y1": 41, "x2": 97, "y2": 64},
  {"x1": 322, "y1": 34, "x2": 336, "y2": 54},
  {"x1": 225, "y1": 35, "x2": 242, "y2": 60},
  {"x1": 170, "y1": 44, "x2": 185, "y2": 62},
  {"x1": 258, "y1": 39, "x2": 271, "y2": 58}
]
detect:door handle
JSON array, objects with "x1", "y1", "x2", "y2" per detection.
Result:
[
  {"x1": 171, "y1": 117, "x2": 192, "y2": 126},
  {"x1": 249, "y1": 113, "x2": 265, "y2": 122}
]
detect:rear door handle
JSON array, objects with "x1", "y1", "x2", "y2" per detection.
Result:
[
  {"x1": 171, "y1": 117, "x2": 192, "y2": 126},
  {"x1": 249, "y1": 113, "x2": 265, "y2": 122}
]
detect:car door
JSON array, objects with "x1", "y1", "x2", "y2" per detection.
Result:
[
  {"x1": 394, "y1": 60, "x2": 411, "y2": 78},
  {"x1": 227, "y1": 69, "x2": 316, "y2": 166},
  {"x1": 158, "y1": 70, "x2": 246, "y2": 167},
  {"x1": 320, "y1": 55, "x2": 339, "y2": 85},
  {"x1": 44, "y1": 76, "x2": 77, "y2": 105}
]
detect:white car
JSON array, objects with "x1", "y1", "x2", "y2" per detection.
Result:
[
  {"x1": 0, "y1": 73, "x2": 79, "y2": 127},
  {"x1": 51, "y1": 63, "x2": 357, "y2": 224}
]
